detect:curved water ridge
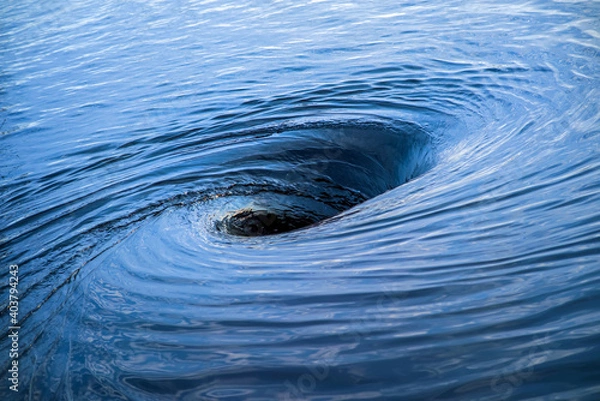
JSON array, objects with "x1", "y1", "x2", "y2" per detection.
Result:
[{"x1": 1, "y1": 0, "x2": 600, "y2": 400}]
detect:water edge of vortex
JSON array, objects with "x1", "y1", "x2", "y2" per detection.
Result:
[{"x1": 210, "y1": 119, "x2": 436, "y2": 236}]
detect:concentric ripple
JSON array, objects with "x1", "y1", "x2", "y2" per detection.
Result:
[{"x1": 1, "y1": 0, "x2": 599, "y2": 400}]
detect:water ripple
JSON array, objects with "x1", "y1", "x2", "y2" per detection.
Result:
[{"x1": 1, "y1": 0, "x2": 600, "y2": 400}]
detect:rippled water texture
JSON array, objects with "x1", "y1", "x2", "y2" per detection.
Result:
[{"x1": 1, "y1": 0, "x2": 600, "y2": 400}]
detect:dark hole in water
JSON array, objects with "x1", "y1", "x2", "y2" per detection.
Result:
[
  {"x1": 216, "y1": 120, "x2": 435, "y2": 236},
  {"x1": 222, "y1": 208, "x2": 318, "y2": 236}
]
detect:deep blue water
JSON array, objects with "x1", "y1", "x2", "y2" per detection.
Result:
[{"x1": 1, "y1": 0, "x2": 600, "y2": 400}]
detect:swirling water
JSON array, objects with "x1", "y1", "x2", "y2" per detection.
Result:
[{"x1": 1, "y1": 0, "x2": 600, "y2": 400}]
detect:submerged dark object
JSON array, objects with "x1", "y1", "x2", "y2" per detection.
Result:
[{"x1": 215, "y1": 119, "x2": 435, "y2": 236}]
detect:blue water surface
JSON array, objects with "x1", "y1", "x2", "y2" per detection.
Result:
[{"x1": 1, "y1": 0, "x2": 600, "y2": 400}]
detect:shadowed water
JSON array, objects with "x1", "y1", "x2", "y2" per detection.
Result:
[
  {"x1": 212, "y1": 120, "x2": 434, "y2": 236},
  {"x1": 1, "y1": 0, "x2": 599, "y2": 400}
]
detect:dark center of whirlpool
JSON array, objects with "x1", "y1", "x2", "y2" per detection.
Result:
[{"x1": 215, "y1": 119, "x2": 435, "y2": 236}]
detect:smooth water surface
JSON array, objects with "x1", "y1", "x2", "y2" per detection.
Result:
[{"x1": 1, "y1": 0, "x2": 600, "y2": 400}]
